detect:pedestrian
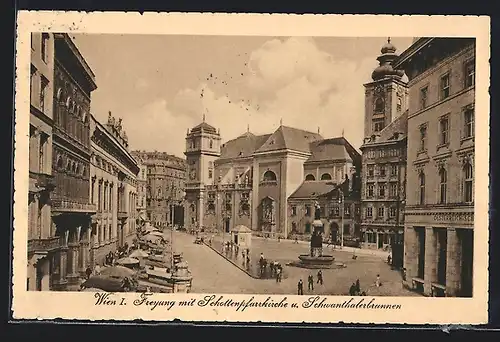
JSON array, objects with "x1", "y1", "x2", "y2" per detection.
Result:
[
  {"x1": 349, "y1": 283, "x2": 357, "y2": 296},
  {"x1": 317, "y1": 270, "x2": 323, "y2": 285},
  {"x1": 355, "y1": 279, "x2": 360, "y2": 293},
  {"x1": 276, "y1": 267, "x2": 281, "y2": 283},
  {"x1": 297, "y1": 279, "x2": 304, "y2": 295},
  {"x1": 308, "y1": 274, "x2": 314, "y2": 291},
  {"x1": 94, "y1": 263, "x2": 101, "y2": 275},
  {"x1": 85, "y1": 265, "x2": 92, "y2": 279},
  {"x1": 376, "y1": 274, "x2": 381, "y2": 287},
  {"x1": 294, "y1": 237, "x2": 298, "y2": 244},
  {"x1": 387, "y1": 254, "x2": 392, "y2": 265}
]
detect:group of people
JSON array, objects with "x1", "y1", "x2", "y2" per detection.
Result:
[
  {"x1": 297, "y1": 270, "x2": 324, "y2": 294},
  {"x1": 349, "y1": 279, "x2": 366, "y2": 296}
]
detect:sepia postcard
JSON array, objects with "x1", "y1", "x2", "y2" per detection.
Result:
[{"x1": 12, "y1": 11, "x2": 490, "y2": 324}]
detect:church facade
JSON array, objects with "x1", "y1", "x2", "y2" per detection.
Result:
[{"x1": 184, "y1": 120, "x2": 360, "y2": 240}]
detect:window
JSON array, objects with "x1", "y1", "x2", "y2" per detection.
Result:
[
  {"x1": 263, "y1": 170, "x2": 277, "y2": 182},
  {"x1": 41, "y1": 33, "x2": 49, "y2": 63},
  {"x1": 320, "y1": 173, "x2": 332, "y2": 181},
  {"x1": 343, "y1": 224, "x2": 350, "y2": 235},
  {"x1": 39, "y1": 76, "x2": 48, "y2": 113},
  {"x1": 464, "y1": 105, "x2": 475, "y2": 138},
  {"x1": 390, "y1": 183, "x2": 398, "y2": 198},
  {"x1": 209, "y1": 140, "x2": 213, "y2": 149},
  {"x1": 396, "y1": 97, "x2": 402, "y2": 112},
  {"x1": 374, "y1": 120, "x2": 384, "y2": 132},
  {"x1": 291, "y1": 206, "x2": 297, "y2": 216},
  {"x1": 389, "y1": 207, "x2": 397, "y2": 218},
  {"x1": 333, "y1": 206, "x2": 340, "y2": 217},
  {"x1": 208, "y1": 169, "x2": 213, "y2": 179},
  {"x1": 464, "y1": 163, "x2": 473, "y2": 203},
  {"x1": 379, "y1": 184, "x2": 386, "y2": 198},
  {"x1": 30, "y1": 65, "x2": 37, "y2": 104},
  {"x1": 374, "y1": 97, "x2": 384, "y2": 113},
  {"x1": 440, "y1": 73, "x2": 450, "y2": 99},
  {"x1": 420, "y1": 86, "x2": 428, "y2": 109},
  {"x1": 377, "y1": 207, "x2": 385, "y2": 218},
  {"x1": 419, "y1": 124, "x2": 427, "y2": 151},
  {"x1": 379, "y1": 165, "x2": 386, "y2": 177},
  {"x1": 418, "y1": 172, "x2": 426, "y2": 205},
  {"x1": 305, "y1": 205, "x2": 311, "y2": 217},
  {"x1": 367, "y1": 165, "x2": 374, "y2": 177},
  {"x1": 366, "y1": 207, "x2": 373, "y2": 218},
  {"x1": 439, "y1": 168, "x2": 447, "y2": 204},
  {"x1": 367, "y1": 184, "x2": 374, "y2": 197},
  {"x1": 390, "y1": 164, "x2": 398, "y2": 176},
  {"x1": 39, "y1": 133, "x2": 47, "y2": 173},
  {"x1": 465, "y1": 59, "x2": 475, "y2": 88},
  {"x1": 344, "y1": 205, "x2": 351, "y2": 217},
  {"x1": 439, "y1": 115, "x2": 449, "y2": 145},
  {"x1": 305, "y1": 173, "x2": 316, "y2": 181}
]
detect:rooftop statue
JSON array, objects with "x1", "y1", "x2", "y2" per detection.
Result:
[{"x1": 116, "y1": 118, "x2": 123, "y2": 132}]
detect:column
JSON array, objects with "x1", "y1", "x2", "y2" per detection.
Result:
[
  {"x1": 445, "y1": 228, "x2": 461, "y2": 296},
  {"x1": 403, "y1": 226, "x2": 417, "y2": 286},
  {"x1": 424, "y1": 226, "x2": 437, "y2": 294}
]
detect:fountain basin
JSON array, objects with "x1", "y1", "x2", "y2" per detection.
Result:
[{"x1": 286, "y1": 254, "x2": 340, "y2": 269}]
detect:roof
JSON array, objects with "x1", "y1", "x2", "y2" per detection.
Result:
[
  {"x1": 231, "y1": 225, "x2": 252, "y2": 233},
  {"x1": 362, "y1": 111, "x2": 408, "y2": 147},
  {"x1": 190, "y1": 122, "x2": 218, "y2": 135},
  {"x1": 306, "y1": 137, "x2": 357, "y2": 163},
  {"x1": 288, "y1": 181, "x2": 339, "y2": 199},
  {"x1": 220, "y1": 132, "x2": 271, "y2": 159},
  {"x1": 255, "y1": 125, "x2": 323, "y2": 154}
]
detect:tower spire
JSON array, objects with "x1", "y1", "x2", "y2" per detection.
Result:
[
  {"x1": 247, "y1": 123, "x2": 250, "y2": 133},
  {"x1": 317, "y1": 127, "x2": 320, "y2": 134},
  {"x1": 203, "y1": 113, "x2": 206, "y2": 122},
  {"x1": 342, "y1": 129, "x2": 344, "y2": 137},
  {"x1": 387, "y1": 37, "x2": 391, "y2": 44},
  {"x1": 280, "y1": 118, "x2": 283, "y2": 126}
]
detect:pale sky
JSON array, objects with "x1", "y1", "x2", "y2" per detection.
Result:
[{"x1": 71, "y1": 34, "x2": 413, "y2": 157}]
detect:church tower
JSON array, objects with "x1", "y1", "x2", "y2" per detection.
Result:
[
  {"x1": 184, "y1": 116, "x2": 221, "y2": 230},
  {"x1": 364, "y1": 38, "x2": 408, "y2": 138}
]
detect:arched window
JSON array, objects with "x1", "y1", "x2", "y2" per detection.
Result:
[
  {"x1": 72, "y1": 162, "x2": 77, "y2": 173},
  {"x1": 75, "y1": 163, "x2": 80, "y2": 175},
  {"x1": 374, "y1": 97, "x2": 384, "y2": 113},
  {"x1": 66, "y1": 97, "x2": 71, "y2": 108},
  {"x1": 320, "y1": 173, "x2": 332, "y2": 180},
  {"x1": 418, "y1": 171, "x2": 425, "y2": 205},
  {"x1": 66, "y1": 160, "x2": 72, "y2": 172},
  {"x1": 464, "y1": 162, "x2": 474, "y2": 203},
  {"x1": 56, "y1": 156, "x2": 63, "y2": 169},
  {"x1": 56, "y1": 88, "x2": 63, "y2": 102},
  {"x1": 439, "y1": 168, "x2": 447, "y2": 204},
  {"x1": 209, "y1": 140, "x2": 213, "y2": 149},
  {"x1": 263, "y1": 170, "x2": 277, "y2": 182},
  {"x1": 305, "y1": 174, "x2": 316, "y2": 181}
]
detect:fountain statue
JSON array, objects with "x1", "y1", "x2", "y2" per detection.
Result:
[{"x1": 291, "y1": 201, "x2": 336, "y2": 269}]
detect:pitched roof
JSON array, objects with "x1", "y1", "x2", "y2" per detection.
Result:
[
  {"x1": 363, "y1": 111, "x2": 408, "y2": 146},
  {"x1": 190, "y1": 122, "x2": 217, "y2": 135},
  {"x1": 255, "y1": 125, "x2": 323, "y2": 154},
  {"x1": 219, "y1": 132, "x2": 271, "y2": 159},
  {"x1": 288, "y1": 180, "x2": 339, "y2": 199},
  {"x1": 306, "y1": 137, "x2": 353, "y2": 163}
]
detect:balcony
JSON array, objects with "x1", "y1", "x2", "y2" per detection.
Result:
[
  {"x1": 28, "y1": 236, "x2": 60, "y2": 254},
  {"x1": 29, "y1": 171, "x2": 56, "y2": 191},
  {"x1": 52, "y1": 198, "x2": 96, "y2": 213}
]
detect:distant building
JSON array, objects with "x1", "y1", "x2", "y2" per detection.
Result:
[
  {"x1": 27, "y1": 32, "x2": 56, "y2": 291},
  {"x1": 360, "y1": 39, "x2": 409, "y2": 256},
  {"x1": 50, "y1": 33, "x2": 97, "y2": 290},
  {"x1": 184, "y1": 118, "x2": 361, "y2": 239},
  {"x1": 131, "y1": 150, "x2": 186, "y2": 228},
  {"x1": 89, "y1": 112, "x2": 139, "y2": 266},
  {"x1": 396, "y1": 37, "x2": 475, "y2": 297},
  {"x1": 133, "y1": 155, "x2": 148, "y2": 224}
]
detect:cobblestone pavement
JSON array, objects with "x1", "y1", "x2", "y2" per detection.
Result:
[{"x1": 173, "y1": 231, "x2": 420, "y2": 296}]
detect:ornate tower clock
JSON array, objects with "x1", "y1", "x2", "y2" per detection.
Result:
[
  {"x1": 184, "y1": 116, "x2": 221, "y2": 230},
  {"x1": 363, "y1": 38, "x2": 408, "y2": 139}
]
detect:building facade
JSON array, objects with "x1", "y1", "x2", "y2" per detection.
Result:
[
  {"x1": 396, "y1": 38, "x2": 475, "y2": 297},
  {"x1": 131, "y1": 150, "x2": 186, "y2": 228},
  {"x1": 27, "y1": 32, "x2": 57, "y2": 291},
  {"x1": 185, "y1": 119, "x2": 361, "y2": 240},
  {"x1": 89, "y1": 112, "x2": 139, "y2": 266},
  {"x1": 360, "y1": 39, "x2": 409, "y2": 255},
  {"x1": 133, "y1": 154, "x2": 148, "y2": 224},
  {"x1": 50, "y1": 33, "x2": 97, "y2": 290}
]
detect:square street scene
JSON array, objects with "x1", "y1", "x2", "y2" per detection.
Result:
[{"x1": 27, "y1": 33, "x2": 475, "y2": 297}]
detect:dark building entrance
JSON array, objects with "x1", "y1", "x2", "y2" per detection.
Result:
[
  {"x1": 225, "y1": 218, "x2": 230, "y2": 233},
  {"x1": 459, "y1": 229, "x2": 473, "y2": 297}
]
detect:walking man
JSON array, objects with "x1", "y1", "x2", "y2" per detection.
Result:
[
  {"x1": 308, "y1": 274, "x2": 314, "y2": 291},
  {"x1": 317, "y1": 270, "x2": 323, "y2": 285},
  {"x1": 297, "y1": 279, "x2": 304, "y2": 295}
]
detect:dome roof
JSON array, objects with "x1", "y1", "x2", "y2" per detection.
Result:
[
  {"x1": 371, "y1": 64, "x2": 405, "y2": 81},
  {"x1": 381, "y1": 38, "x2": 397, "y2": 54},
  {"x1": 371, "y1": 38, "x2": 405, "y2": 81}
]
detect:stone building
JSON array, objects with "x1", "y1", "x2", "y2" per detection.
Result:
[
  {"x1": 49, "y1": 33, "x2": 97, "y2": 290},
  {"x1": 132, "y1": 154, "x2": 148, "y2": 224},
  {"x1": 27, "y1": 32, "x2": 57, "y2": 291},
  {"x1": 287, "y1": 138, "x2": 362, "y2": 242},
  {"x1": 395, "y1": 38, "x2": 475, "y2": 297},
  {"x1": 360, "y1": 39, "x2": 409, "y2": 255},
  {"x1": 89, "y1": 112, "x2": 139, "y2": 266},
  {"x1": 184, "y1": 118, "x2": 360, "y2": 239},
  {"x1": 131, "y1": 150, "x2": 186, "y2": 227}
]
